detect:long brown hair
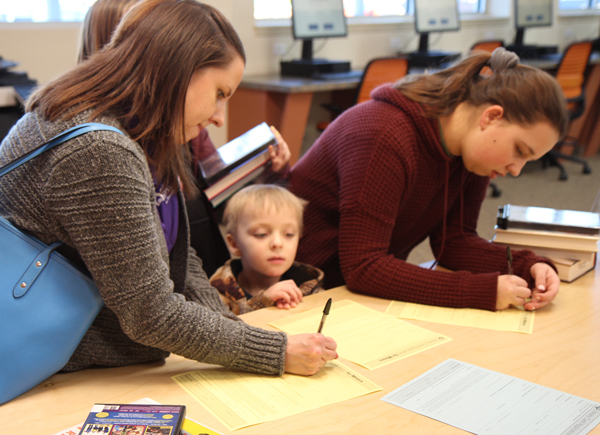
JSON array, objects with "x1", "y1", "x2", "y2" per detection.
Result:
[
  {"x1": 77, "y1": 0, "x2": 139, "y2": 63},
  {"x1": 395, "y1": 52, "x2": 569, "y2": 139},
  {"x1": 28, "y1": 0, "x2": 246, "y2": 196}
]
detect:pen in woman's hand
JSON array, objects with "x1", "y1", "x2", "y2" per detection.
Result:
[
  {"x1": 506, "y1": 246, "x2": 513, "y2": 276},
  {"x1": 317, "y1": 298, "x2": 332, "y2": 334}
]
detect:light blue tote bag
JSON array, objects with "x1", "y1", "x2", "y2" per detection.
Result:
[{"x1": 0, "y1": 123, "x2": 123, "y2": 404}]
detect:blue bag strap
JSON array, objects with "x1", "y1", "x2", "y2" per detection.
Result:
[
  {"x1": 13, "y1": 242, "x2": 63, "y2": 298},
  {"x1": 0, "y1": 122, "x2": 124, "y2": 177},
  {"x1": 2, "y1": 122, "x2": 125, "y2": 293}
]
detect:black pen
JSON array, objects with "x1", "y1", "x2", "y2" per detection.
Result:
[
  {"x1": 317, "y1": 298, "x2": 332, "y2": 334},
  {"x1": 507, "y1": 246, "x2": 527, "y2": 310},
  {"x1": 506, "y1": 246, "x2": 513, "y2": 275}
]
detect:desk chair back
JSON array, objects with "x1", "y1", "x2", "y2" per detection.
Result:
[
  {"x1": 470, "y1": 40, "x2": 504, "y2": 54},
  {"x1": 356, "y1": 57, "x2": 409, "y2": 104},
  {"x1": 556, "y1": 41, "x2": 593, "y2": 108},
  {"x1": 542, "y1": 40, "x2": 593, "y2": 180},
  {"x1": 316, "y1": 57, "x2": 409, "y2": 132}
]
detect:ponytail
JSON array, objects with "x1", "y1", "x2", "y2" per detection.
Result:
[{"x1": 394, "y1": 47, "x2": 568, "y2": 138}]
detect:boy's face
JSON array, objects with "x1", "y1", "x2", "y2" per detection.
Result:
[{"x1": 227, "y1": 205, "x2": 300, "y2": 279}]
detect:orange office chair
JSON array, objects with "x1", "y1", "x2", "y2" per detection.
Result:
[
  {"x1": 470, "y1": 40, "x2": 504, "y2": 54},
  {"x1": 317, "y1": 57, "x2": 409, "y2": 131},
  {"x1": 541, "y1": 40, "x2": 593, "y2": 180},
  {"x1": 355, "y1": 56, "x2": 409, "y2": 104}
]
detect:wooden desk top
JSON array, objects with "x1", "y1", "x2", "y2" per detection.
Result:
[{"x1": 3, "y1": 267, "x2": 600, "y2": 435}]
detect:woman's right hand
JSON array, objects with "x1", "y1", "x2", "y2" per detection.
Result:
[
  {"x1": 496, "y1": 274, "x2": 533, "y2": 310},
  {"x1": 284, "y1": 333, "x2": 338, "y2": 375}
]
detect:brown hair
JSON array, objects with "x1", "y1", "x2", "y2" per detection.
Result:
[
  {"x1": 28, "y1": 0, "x2": 246, "y2": 196},
  {"x1": 223, "y1": 185, "x2": 307, "y2": 237},
  {"x1": 77, "y1": 0, "x2": 139, "y2": 63},
  {"x1": 395, "y1": 51, "x2": 569, "y2": 139}
]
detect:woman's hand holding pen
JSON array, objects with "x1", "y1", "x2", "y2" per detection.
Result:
[
  {"x1": 526, "y1": 263, "x2": 560, "y2": 311},
  {"x1": 284, "y1": 334, "x2": 338, "y2": 376},
  {"x1": 496, "y1": 263, "x2": 560, "y2": 311},
  {"x1": 496, "y1": 274, "x2": 532, "y2": 310}
]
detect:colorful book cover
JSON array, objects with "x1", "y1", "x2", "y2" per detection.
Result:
[{"x1": 77, "y1": 404, "x2": 185, "y2": 435}]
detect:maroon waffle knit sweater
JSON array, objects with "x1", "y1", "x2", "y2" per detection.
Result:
[{"x1": 290, "y1": 85, "x2": 552, "y2": 311}]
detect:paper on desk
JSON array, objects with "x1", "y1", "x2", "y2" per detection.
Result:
[
  {"x1": 385, "y1": 300, "x2": 535, "y2": 334},
  {"x1": 269, "y1": 299, "x2": 451, "y2": 370},
  {"x1": 382, "y1": 359, "x2": 600, "y2": 435},
  {"x1": 181, "y1": 417, "x2": 224, "y2": 435},
  {"x1": 172, "y1": 360, "x2": 382, "y2": 431}
]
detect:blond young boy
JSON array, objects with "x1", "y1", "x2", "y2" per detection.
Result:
[{"x1": 210, "y1": 184, "x2": 324, "y2": 315}]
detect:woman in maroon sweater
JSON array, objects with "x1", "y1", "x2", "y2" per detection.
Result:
[{"x1": 290, "y1": 48, "x2": 568, "y2": 312}]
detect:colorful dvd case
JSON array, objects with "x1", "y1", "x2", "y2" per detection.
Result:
[{"x1": 77, "y1": 403, "x2": 186, "y2": 435}]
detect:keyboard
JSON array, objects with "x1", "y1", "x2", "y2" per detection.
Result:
[{"x1": 313, "y1": 70, "x2": 363, "y2": 81}]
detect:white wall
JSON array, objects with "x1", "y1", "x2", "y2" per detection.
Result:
[{"x1": 1, "y1": 0, "x2": 599, "y2": 146}]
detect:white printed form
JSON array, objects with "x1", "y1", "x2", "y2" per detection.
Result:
[{"x1": 382, "y1": 359, "x2": 600, "y2": 434}]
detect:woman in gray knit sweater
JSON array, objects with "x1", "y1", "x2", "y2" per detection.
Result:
[{"x1": 0, "y1": 0, "x2": 337, "y2": 376}]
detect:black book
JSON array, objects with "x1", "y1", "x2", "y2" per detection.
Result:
[
  {"x1": 198, "y1": 122, "x2": 276, "y2": 187},
  {"x1": 497, "y1": 204, "x2": 600, "y2": 236}
]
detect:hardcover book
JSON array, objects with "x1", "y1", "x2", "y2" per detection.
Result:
[
  {"x1": 198, "y1": 122, "x2": 276, "y2": 186},
  {"x1": 77, "y1": 403, "x2": 185, "y2": 435},
  {"x1": 493, "y1": 227, "x2": 600, "y2": 252},
  {"x1": 497, "y1": 204, "x2": 600, "y2": 236},
  {"x1": 203, "y1": 151, "x2": 270, "y2": 207},
  {"x1": 492, "y1": 241, "x2": 597, "y2": 262},
  {"x1": 493, "y1": 240, "x2": 597, "y2": 282},
  {"x1": 544, "y1": 256, "x2": 596, "y2": 283}
]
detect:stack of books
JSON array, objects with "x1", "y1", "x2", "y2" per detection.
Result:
[
  {"x1": 198, "y1": 122, "x2": 277, "y2": 207},
  {"x1": 492, "y1": 204, "x2": 600, "y2": 282}
]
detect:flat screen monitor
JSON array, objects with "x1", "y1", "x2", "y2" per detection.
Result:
[
  {"x1": 414, "y1": 0, "x2": 460, "y2": 37},
  {"x1": 413, "y1": 0, "x2": 460, "y2": 54},
  {"x1": 411, "y1": 0, "x2": 461, "y2": 67},
  {"x1": 291, "y1": 0, "x2": 347, "y2": 61},
  {"x1": 513, "y1": 0, "x2": 552, "y2": 45}
]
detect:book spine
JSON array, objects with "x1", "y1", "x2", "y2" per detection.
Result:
[
  {"x1": 204, "y1": 152, "x2": 270, "y2": 200},
  {"x1": 493, "y1": 230, "x2": 600, "y2": 252},
  {"x1": 492, "y1": 241, "x2": 596, "y2": 261},
  {"x1": 205, "y1": 138, "x2": 275, "y2": 186}
]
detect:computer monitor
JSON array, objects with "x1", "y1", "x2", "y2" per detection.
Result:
[
  {"x1": 280, "y1": 0, "x2": 351, "y2": 77},
  {"x1": 507, "y1": 0, "x2": 557, "y2": 58},
  {"x1": 513, "y1": 0, "x2": 552, "y2": 46},
  {"x1": 410, "y1": 0, "x2": 461, "y2": 68}
]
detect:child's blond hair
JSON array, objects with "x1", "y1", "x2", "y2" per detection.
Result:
[{"x1": 223, "y1": 184, "x2": 307, "y2": 236}]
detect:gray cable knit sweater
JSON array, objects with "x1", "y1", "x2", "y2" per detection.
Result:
[{"x1": 0, "y1": 109, "x2": 287, "y2": 374}]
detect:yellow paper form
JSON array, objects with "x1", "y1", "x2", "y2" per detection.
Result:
[
  {"x1": 172, "y1": 360, "x2": 382, "y2": 431},
  {"x1": 385, "y1": 300, "x2": 534, "y2": 334},
  {"x1": 269, "y1": 299, "x2": 451, "y2": 370}
]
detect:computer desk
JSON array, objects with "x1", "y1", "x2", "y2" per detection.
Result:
[
  {"x1": 228, "y1": 53, "x2": 600, "y2": 167},
  {"x1": 2, "y1": 263, "x2": 599, "y2": 435},
  {"x1": 227, "y1": 73, "x2": 361, "y2": 165}
]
